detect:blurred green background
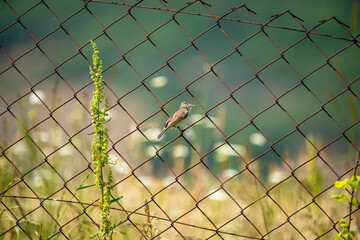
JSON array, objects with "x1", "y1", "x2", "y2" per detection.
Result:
[{"x1": 0, "y1": 0, "x2": 359, "y2": 175}]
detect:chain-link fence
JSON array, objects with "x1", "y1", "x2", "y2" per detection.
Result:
[{"x1": 1, "y1": 0, "x2": 359, "y2": 239}]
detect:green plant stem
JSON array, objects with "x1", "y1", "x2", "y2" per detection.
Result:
[{"x1": 348, "y1": 158, "x2": 359, "y2": 232}]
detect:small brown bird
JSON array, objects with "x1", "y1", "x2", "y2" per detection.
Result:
[{"x1": 157, "y1": 102, "x2": 195, "y2": 139}]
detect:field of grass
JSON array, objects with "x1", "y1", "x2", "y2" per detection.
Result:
[{"x1": 0, "y1": 88, "x2": 358, "y2": 239}]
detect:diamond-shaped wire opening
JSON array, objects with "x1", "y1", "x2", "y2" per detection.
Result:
[
  {"x1": 15, "y1": 204, "x2": 63, "y2": 239},
  {"x1": 145, "y1": 66, "x2": 190, "y2": 104},
  {"x1": 112, "y1": 174, "x2": 152, "y2": 212},
  {"x1": 264, "y1": 221, "x2": 309, "y2": 239},
  {"x1": 0, "y1": 1, "x2": 17, "y2": 27},
  {"x1": 222, "y1": 167, "x2": 267, "y2": 209},
  {"x1": 119, "y1": 84, "x2": 162, "y2": 124},
  {"x1": 47, "y1": 143, "x2": 90, "y2": 182},
  {"x1": 38, "y1": 28, "x2": 84, "y2": 67},
  {"x1": 219, "y1": 12, "x2": 260, "y2": 42},
  {"x1": 55, "y1": 55, "x2": 92, "y2": 93},
  {"x1": 303, "y1": 63, "x2": 349, "y2": 103},
  {"x1": 322, "y1": 90, "x2": 359, "y2": 130},
  {"x1": 257, "y1": 57, "x2": 303, "y2": 97},
  {"x1": 56, "y1": 209, "x2": 100, "y2": 239},
  {"x1": 320, "y1": 135, "x2": 358, "y2": 175},
  {"x1": 0, "y1": 68, "x2": 30, "y2": 104},
  {"x1": 121, "y1": 40, "x2": 167, "y2": 79},
  {"x1": 132, "y1": 6, "x2": 174, "y2": 35},
  {"x1": 32, "y1": 76, "x2": 76, "y2": 112},
  {"x1": 50, "y1": 98, "x2": 92, "y2": 137},
  {"x1": 174, "y1": 10, "x2": 217, "y2": 39},
  {"x1": 263, "y1": 24, "x2": 306, "y2": 51},
  {"x1": 4, "y1": 138, "x2": 45, "y2": 176},
  {"x1": 243, "y1": 195, "x2": 289, "y2": 236},
  {"x1": 14, "y1": 47, "x2": 56, "y2": 86},
  {"x1": 267, "y1": 176, "x2": 314, "y2": 216},
  {"x1": 312, "y1": 18, "x2": 353, "y2": 39},
  {"x1": 327, "y1": 44, "x2": 360, "y2": 84},
  {"x1": 125, "y1": 200, "x2": 175, "y2": 238},
  {"x1": 187, "y1": 71, "x2": 233, "y2": 110},
  {"x1": 167, "y1": 42, "x2": 211, "y2": 85},
  {"x1": 18, "y1": 2, "x2": 59, "y2": 40},
  {"x1": 176, "y1": 161, "x2": 221, "y2": 201},
  {"x1": 288, "y1": 202, "x2": 336, "y2": 239},
  {"x1": 148, "y1": 20, "x2": 192, "y2": 58},
  {"x1": 293, "y1": 155, "x2": 338, "y2": 196},
  {"x1": 196, "y1": 188, "x2": 243, "y2": 227},
  {"x1": 283, "y1": 36, "x2": 330, "y2": 76},
  {"x1": 21, "y1": 162, "x2": 66, "y2": 198},
  {"x1": 212, "y1": 51, "x2": 256, "y2": 92},
  {"x1": 104, "y1": 14, "x2": 147, "y2": 54},
  {"x1": 152, "y1": 181, "x2": 197, "y2": 220},
  {"x1": 298, "y1": 110, "x2": 348, "y2": 147},
  {"x1": 236, "y1": 30, "x2": 282, "y2": 71},
  {"x1": 86, "y1": 2, "x2": 128, "y2": 27},
  {"x1": 252, "y1": 104, "x2": 297, "y2": 144},
  {"x1": 231, "y1": 77, "x2": 275, "y2": 118},
  {"x1": 1, "y1": 22, "x2": 35, "y2": 60},
  {"x1": 278, "y1": 83, "x2": 323, "y2": 123},
  {"x1": 194, "y1": 25, "x2": 239, "y2": 65},
  {"x1": 61, "y1": 9, "x2": 103, "y2": 47}
]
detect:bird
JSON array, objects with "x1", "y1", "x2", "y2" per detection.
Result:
[{"x1": 157, "y1": 102, "x2": 195, "y2": 139}]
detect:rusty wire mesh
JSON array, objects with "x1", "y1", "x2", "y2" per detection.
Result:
[{"x1": 1, "y1": 0, "x2": 360, "y2": 239}]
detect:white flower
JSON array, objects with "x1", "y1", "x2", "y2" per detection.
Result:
[
  {"x1": 145, "y1": 145, "x2": 160, "y2": 157},
  {"x1": 183, "y1": 128, "x2": 194, "y2": 139},
  {"x1": 172, "y1": 145, "x2": 189, "y2": 158},
  {"x1": 143, "y1": 128, "x2": 161, "y2": 141},
  {"x1": 162, "y1": 176, "x2": 175, "y2": 186},
  {"x1": 34, "y1": 131, "x2": 49, "y2": 142},
  {"x1": 189, "y1": 113, "x2": 203, "y2": 124},
  {"x1": 214, "y1": 142, "x2": 246, "y2": 162},
  {"x1": 114, "y1": 161, "x2": 131, "y2": 175},
  {"x1": 13, "y1": 142, "x2": 27, "y2": 156},
  {"x1": 138, "y1": 175, "x2": 154, "y2": 187},
  {"x1": 208, "y1": 189, "x2": 228, "y2": 201},
  {"x1": 222, "y1": 169, "x2": 239, "y2": 179},
  {"x1": 202, "y1": 63, "x2": 211, "y2": 73},
  {"x1": 150, "y1": 76, "x2": 168, "y2": 88},
  {"x1": 29, "y1": 90, "x2": 45, "y2": 105},
  {"x1": 249, "y1": 133, "x2": 267, "y2": 146},
  {"x1": 268, "y1": 170, "x2": 285, "y2": 184},
  {"x1": 189, "y1": 114, "x2": 219, "y2": 128},
  {"x1": 58, "y1": 144, "x2": 74, "y2": 157}
]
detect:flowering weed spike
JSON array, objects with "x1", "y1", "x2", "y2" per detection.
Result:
[{"x1": 89, "y1": 40, "x2": 120, "y2": 239}]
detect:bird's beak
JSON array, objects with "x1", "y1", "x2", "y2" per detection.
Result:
[{"x1": 191, "y1": 104, "x2": 195, "y2": 107}]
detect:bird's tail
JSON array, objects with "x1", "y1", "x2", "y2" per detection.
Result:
[{"x1": 157, "y1": 128, "x2": 167, "y2": 139}]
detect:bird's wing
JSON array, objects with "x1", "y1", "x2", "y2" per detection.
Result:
[{"x1": 167, "y1": 108, "x2": 188, "y2": 127}]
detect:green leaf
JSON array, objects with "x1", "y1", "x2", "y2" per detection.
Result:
[
  {"x1": 339, "y1": 218, "x2": 349, "y2": 229},
  {"x1": 109, "y1": 196, "x2": 124, "y2": 204},
  {"x1": 76, "y1": 184, "x2": 96, "y2": 191},
  {"x1": 334, "y1": 233, "x2": 342, "y2": 240},
  {"x1": 331, "y1": 194, "x2": 347, "y2": 202},
  {"x1": 335, "y1": 179, "x2": 349, "y2": 189},
  {"x1": 105, "y1": 220, "x2": 123, "y2": 234}
]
